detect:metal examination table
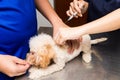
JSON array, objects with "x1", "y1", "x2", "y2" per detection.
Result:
[{"x1": 16, "y1": 27, "x2": 120, "y2": 80}]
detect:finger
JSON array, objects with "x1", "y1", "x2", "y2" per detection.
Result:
[
  {"x1": 77, "y1": 1, "x2": 84, "y2": 17},
  {"x1": 13, "y1": 57, "x2": 27, "y2": 65},
  {"x1": 73, "y1": 0, "x2": 81, "y2": 15},
  {"x1": 69, "y1": 6, "x2": 74, "y2": 16},
  {"x1": 66, "y1": 10, "x2": 71, "y2": 17},
  {"x1": 70, "y1": 2, "x2": 76, "y2": 13},
  {"x1": 16, "y1": 63, "x2": 30, "y2": 73},
  {"x1": 79, "y1": 1, "x2": 88, "y2": 14},
  {"x1": 67, "y1": 2, "x2": 76, "y2": 17},
  {"x1": 75, "y1": 15, "x2": 79, "y2": 18},
  {"x1": 15, "y1": 71, "x2": 26, "y2": 76},
  {"x1": 78, "y1": 1, "x2": 84, "y2": 9},
  {"x1": 73, "y1": 0, "x2": 78, "y2": 5}
]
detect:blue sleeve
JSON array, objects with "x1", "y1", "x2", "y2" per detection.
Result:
[
  {"x1": 86, "y1": 0, "x2": 120, "y2": 16},
  {"x1": 86, "y1": 0, "x2": 120, "y2": 21},
  {"x1": 104, "y1": 0, "x2": 120, "y2": 12},
  {"x1": 87, "y1": 0, "x2": 120, "y2": 12}
]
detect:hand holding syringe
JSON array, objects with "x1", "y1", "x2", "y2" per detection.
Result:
[
  {"x1": 66, "y1": 0, "x2": 88, "y2": 22},
  {"x1": 65, "y1": 12, "x2": 78, "y2": 23}
]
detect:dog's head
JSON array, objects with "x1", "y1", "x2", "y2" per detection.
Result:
[
  {"x1": 26, "y1": 44, "x2": 55, "y2": 68},
  {"x1": 26, "y1": 33, "x2": 56, "y2": 68}
]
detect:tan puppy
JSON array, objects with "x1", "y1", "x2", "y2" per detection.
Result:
[{"x1": 26, "y1": 33, "x2": 107, "y2": 79}]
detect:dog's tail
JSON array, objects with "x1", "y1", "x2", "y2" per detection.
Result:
[{"x1": 91, "y1": 37, "x2": 108, "y2": 44}]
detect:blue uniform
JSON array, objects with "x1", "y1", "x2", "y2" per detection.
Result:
[
  {"x1": 87, "y1": 0, "x2": 120, "y2": 21},
  {"x1": 86, "y1": 0, "x2": 120, "y2": 47},
  {"x1": 0, "y1": 0, "x2": 37, "y2": 80}
]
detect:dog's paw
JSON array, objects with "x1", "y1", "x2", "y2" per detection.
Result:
[
  {"x1": 29, "y1": 71, "x2": 40, "y2": 79},
  {"x1": 82, "y1": 53, "x2": 92, "y2": 63},
  {"x1": 28, "y1": 68, "x2": 48, "y2": 79},
  {"x1": 29, "y1": 67, "x2": 38, "y2": 73}
]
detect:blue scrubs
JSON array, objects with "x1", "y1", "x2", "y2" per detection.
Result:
[
  {"x1": 0, "y1": 0, "x2": 37, "y2": 80},
  {"x1": 87, "y1": 0, "x2": 120, "y2": 21},
  {"x1": 86, "y1": 0, "x2": 120, "y2": 47}
]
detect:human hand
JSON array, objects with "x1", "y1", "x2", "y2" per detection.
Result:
[
  {"x1": 54, "y1": 27, "x2": 81, "y2": 45},
  {"x1": 66, "y1": 0, "x2": 88, "y2": 18},
  {"x1": 0, "y1": 55, "x2": 30, "y2": 77},
  {"x1": 54, "y1": 27, "x2": 82, "y2": 54},
  {"x1": 53, "y1": 21, "x2": 69, "y2": 41}
]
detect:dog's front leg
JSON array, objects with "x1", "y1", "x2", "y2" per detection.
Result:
[
  {"x1": 42, "y1": 62, "x2": 65, "y2": 75},
  {"x1": 29, "y1": 61, "x2": 65, "y2": 79}
]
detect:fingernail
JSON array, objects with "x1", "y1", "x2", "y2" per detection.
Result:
[{"x1": 80, "y1": 14, "x2": 83, "y2": 17}]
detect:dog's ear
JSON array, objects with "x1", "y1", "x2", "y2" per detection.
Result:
[
  {"x1": 35, "y1": 44, "x2": 55, "y2": 68},
  {"x1": 45, "y1": 44, "x2": 55, "y2": 59}
]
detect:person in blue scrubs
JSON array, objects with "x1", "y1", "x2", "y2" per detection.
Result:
[
  {"x1": 0, "y1": 0, "x2": 68, "y2": 80},
  {"x1": 54, "y1": 0, "x2": 120, "y2": 47}
]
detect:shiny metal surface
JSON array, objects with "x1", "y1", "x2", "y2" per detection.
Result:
[{"x1": 16, "y1": 27, "x2": 120, "y2": 80}]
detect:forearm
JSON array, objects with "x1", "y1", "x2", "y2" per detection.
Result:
[
  {"x1": 35, "y1": 0, "x2": 63, "y2": 27},
  {"x1": 75, "y1": 8, "x2": 120, "y2": 36}
]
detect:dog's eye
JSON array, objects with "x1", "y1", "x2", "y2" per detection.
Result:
[{"x1": 30, "y1": 51, "x2": 35, "y2": 55}]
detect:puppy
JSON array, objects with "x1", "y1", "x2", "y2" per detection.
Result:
[{"x1": 26, "y1": 33, "x2": 107, "y2": 79}]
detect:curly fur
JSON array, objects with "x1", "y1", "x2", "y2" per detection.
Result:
[{"x1": 26, "y1": 33, "x2": 107, "y2": 79}]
